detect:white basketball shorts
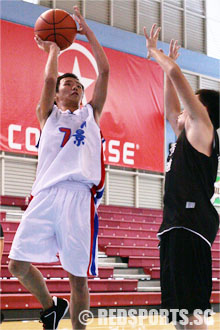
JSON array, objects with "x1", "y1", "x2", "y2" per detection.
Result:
[{"x1": 9, "y1": 181, "x2": 98, "y2": 277}]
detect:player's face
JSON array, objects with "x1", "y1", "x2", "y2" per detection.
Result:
[{"x1": 58, "y1": 78, "x2": 84, "y2": 104}]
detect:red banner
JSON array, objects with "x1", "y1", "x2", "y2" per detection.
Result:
[{"x1": 1, "y1": 20, "x2": 164, "y2": 172}]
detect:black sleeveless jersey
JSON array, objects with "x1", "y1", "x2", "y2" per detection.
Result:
[
  {"x1": 158, "y1": 129, "x2": 219, "y2": 245},
  {"x1": 0, "y1": 223, "x2": 4, "y2": 238}
]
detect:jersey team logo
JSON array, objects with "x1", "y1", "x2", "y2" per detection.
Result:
[
  {"x1": 59, "y1": 42, "x2": 98, "y2": 105},
  {"x1": 166, "y1": 142, "x2": 177, "y2": 172}
]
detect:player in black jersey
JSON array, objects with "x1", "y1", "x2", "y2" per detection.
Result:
[{"x1": 144, "y1": 25, "x2": 219, "y2": 330}]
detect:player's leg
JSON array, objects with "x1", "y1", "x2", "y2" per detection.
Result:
[
  {"x1": 8, "y1": 192, "x2": 57, "y2": 309},
  {"x1": 160, "y1": 231, "x2": 178, "y2": 327},
  {"x1": 68, "y1": 274, "x2": 89, "y2": 329},
  {"x1": 10, "y1": 262, "x2": 69, "y2": 329},
  {"x1": 8, "y1": 188, "x2": 69, "y2": 329},
  {"x1": 56, "y1": 183, "x2": 95, "y2": 329},
  {"x1": 56, "y1": 183, "x2": 98, "y2": 329},
  {"x1": 178, "y1": 231, "x2": 211, "y2": 330},
  {"x1": 8, "y1": 259, "x2": 53, "y2": 309},
  {"x1": 161, "y1": 229, "x2": 212, "y2": 330}
]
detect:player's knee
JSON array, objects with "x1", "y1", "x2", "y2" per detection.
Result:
[{"x1": 8, "y1": 259, "x2": 30, "y2": 277}]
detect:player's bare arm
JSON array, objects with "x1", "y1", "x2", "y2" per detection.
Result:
[
  {"x1": 165, "y1": 40, "x2": 182, "y2": 137},
  {"x1": 34, "y1": 35, "x2": 60, "y2": 130},
  {"x1": 144, "y1": 24, "x2": 213, "y2": 156},
  {"x1": 74, "y1": 6, "x2": 109, "y2": 125}
]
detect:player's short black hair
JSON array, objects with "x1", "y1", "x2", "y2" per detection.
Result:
[
  {"x1": 195, "y1": 89, "x2": 220, "y2": 129},
  {"x1": 56, "y1": 73, "x2": 84, "y2": 93}
]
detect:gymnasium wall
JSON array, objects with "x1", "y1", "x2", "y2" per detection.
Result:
[{"x1": 1, "y1": 0, "x2": 220, "y2": 79}]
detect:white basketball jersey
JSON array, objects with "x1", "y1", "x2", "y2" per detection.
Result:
[{"x1": 31, "y1": 104, "x2": 103, "y2": 196}]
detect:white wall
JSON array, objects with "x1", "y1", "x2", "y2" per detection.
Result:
[
  {"x1": 206, "y1": 0, "x2": 220, "y2": 59},
  {"x1": 23, "y1": 0, "x2": 39, "y2": 3}
]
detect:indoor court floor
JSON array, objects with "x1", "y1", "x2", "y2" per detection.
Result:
[{"x1": 0, "y1": 313, "x2": 220, "y2": 330}]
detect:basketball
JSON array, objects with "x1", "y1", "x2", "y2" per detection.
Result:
[{"x1": 34, "y1": 9, "x2": 77, "y2": 50}]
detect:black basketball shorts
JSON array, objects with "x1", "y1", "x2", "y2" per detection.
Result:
[{"x1": 160, "y1": 228, "x2": 212, "y2": 323}]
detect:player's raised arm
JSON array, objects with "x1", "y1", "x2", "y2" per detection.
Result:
[
  {"x1": 144, "y1": 24, "x2": 213, "y2": 155},
  {"x1": 165, "y1": 40, "x2": 182, "y2": 137},
  {"x1": 34, "y1": 36, "x2": 60, "y2": 130},
  {"x1": 74, "y1": 6, "x2": 109, "y2": 124}
]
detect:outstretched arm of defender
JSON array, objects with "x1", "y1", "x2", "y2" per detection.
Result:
[
  {"x1": 144, "y1": 24, "x2": 213, "y2": 154},
  {"x1": 74, "y1": 6, "x2": 109, "y2": 124},
  {"x1": 144, "y1": 25, "x2": 211, "y2": 126},
  {"x1": 34, "y1": 36, "x2": 60, "y2": 129},
  {"x1": 165, "y1": 40, "x2": 182, "y2": 136}
]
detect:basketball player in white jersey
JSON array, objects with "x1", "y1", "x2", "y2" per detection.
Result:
[{"x1": 8, "y1": 6, "x2": 109, "y2": 330}]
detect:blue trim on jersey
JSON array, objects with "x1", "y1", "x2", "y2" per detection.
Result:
[
  {"x1": 91, "y1": 211, "x2": 99, "y2": 276},
  {"x1": 35, "y1": 136, "x2": 41, "y2": 149},
  {"x1": 93, "y1": 186, "x2": 105, "y2": 205},
  {"x1": 96, "y1": 187, "x2": 105, "y2": 201}
]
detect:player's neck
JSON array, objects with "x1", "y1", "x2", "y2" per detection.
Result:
[{"x1": 57, "y1": 102, "x2": 79, "y2": 113}]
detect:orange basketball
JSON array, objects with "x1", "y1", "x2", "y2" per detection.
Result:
[{"x1": 34, "y1": 9, "x2": 77, "y2": 50}]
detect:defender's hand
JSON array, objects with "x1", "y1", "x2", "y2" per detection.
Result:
[
  {"x1": 73, "y1": 6, "x2": 90, "y2": 36},
  {"x1": 143, "y1": 23, "x2": 161, "y2": 59},
  {"x1": 169, "y1": 39, "x2": 181, "y2": 61}
]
